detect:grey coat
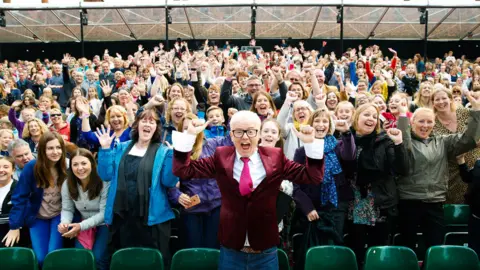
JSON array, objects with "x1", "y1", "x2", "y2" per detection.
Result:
[{"x1": 396, "y1": 111, "x2": 480, "y2": 202}]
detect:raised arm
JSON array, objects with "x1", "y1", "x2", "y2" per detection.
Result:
[
  {"x1": 283, "y1": 127, "x2": 325, "y2": 185},
  {"x1": 171, "y1": 131, "x2": 216, "y2": 180}
]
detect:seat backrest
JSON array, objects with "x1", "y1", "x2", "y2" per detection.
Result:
[
  {"x1": 0, "y1": 247, "x2": 38, "y2": 270},
  {"x1": 43, "y1": 249, "x2": 95, "y2": 270},
  {"x1": 110, "y1": 248, "x2": 164, "y2": 270},
  {"x1": 364, "y1": 246, "x2": 420, "y2": 270},
  {"x1": 170, "y1": 248, "x2": 220, "y2": 270},
  {"x1": 278, "y1": 249, "x2": 290, "y2": 270},
  {"x1": 304, "y1": 246, "x2": 358, "y2": 270},
  {"x1": 424, "y1": 246, "x2": 480, "y2": 270},
  {"x1": 444, "y1": 204, "x2": 470, "y2": 225}
]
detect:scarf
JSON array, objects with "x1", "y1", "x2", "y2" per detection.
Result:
[
  {"x1": 321, "y1": 135, "x2": 341, "y2": 207},
  {"x1": 293, "y1": 120, "x2": 302, "y2": 131},
  {"x1": 115, "y1": 141, "x2": 160, "y2": 224},
  {"x1": 354, "y1": 131, "x2": 379, "y2": 197}
]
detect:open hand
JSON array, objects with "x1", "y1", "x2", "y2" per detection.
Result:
[{"x1": 94, "y1": 125, "x2": 115, "y2": 149}]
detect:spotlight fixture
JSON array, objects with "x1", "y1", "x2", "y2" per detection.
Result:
[
  {"x1": 419, "y1": 8, "x2": 427, "y2": 25},
  {"x1": 81, "y1": 9, "x2": 88, "y2": 26},
  {"x1": 33, "y1": 34, "x2": 39, "y2": 40},
  {"x1": 251, "y1": 6, "x2": 257, "y2": 24},
  {"x1": 0, "y1": 11, "x2": 5, "y2": 28},
  {"x1": 166, "y1": 8, "x2": 172, "y2": 24},
  {"x1": 369, "y1": 31, "x2": 375, "y2": 38},
  {"x1": 336, "y1": 6, "x2": 343, "y2": 24},
  {"x1": 468, "y1": 32, "x2": 473, "y2": 38},
  {"x1": 130, "y1": 32, "x2": 136, "y2": 39}
]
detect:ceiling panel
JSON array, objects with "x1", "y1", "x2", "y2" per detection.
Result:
[{"x1": 0, "y1": 6, "x2": 479, "y2": 42}]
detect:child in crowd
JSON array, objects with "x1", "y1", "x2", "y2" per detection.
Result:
[{"x1": 203, "y1": 106, "x2": 227, "y2": 138}]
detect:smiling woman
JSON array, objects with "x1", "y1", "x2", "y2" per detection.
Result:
[
  {"x1": 3, "y1": 132, "x2": 67, "y2": 266},
  {"x1": 396, "y1": 91, "x2": 480, "y2": 256},
  {"x1": 432, "y1": 86, "x2": 480, "y2": 204}
]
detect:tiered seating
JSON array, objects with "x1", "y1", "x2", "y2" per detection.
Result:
[{"x1": 2, "y1": 245, "x2": 479, "y2": 269}]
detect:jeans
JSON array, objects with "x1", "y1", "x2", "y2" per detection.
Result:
[
  {"x1": 181, "y1": 207, "x2": 220, "y2": 249},
  {"x1": 75, "y1": 225, "x2": 109, "y2": 270},
  {"x1": 29, "y1": 215, "x2": 63, "y2": 266},
  {"x1": 219, "y1": 246, "x2": 278, "y2": 270}
]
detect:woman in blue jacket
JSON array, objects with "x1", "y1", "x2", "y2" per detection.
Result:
[
  {"x1": 96, "y1": 108, "x2": 178, "y2": 267},
  {"x1": 2, "y1": 132, "x2": 67, "y2": 266}
]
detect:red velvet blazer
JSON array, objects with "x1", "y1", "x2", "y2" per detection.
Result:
[{"x1": 173, "y1": 145, "x2": 324, "y2": 251}]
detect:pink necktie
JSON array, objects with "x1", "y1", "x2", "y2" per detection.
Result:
[{"x1": 239, "y1": 157, "x2": 253, "y2": 196}]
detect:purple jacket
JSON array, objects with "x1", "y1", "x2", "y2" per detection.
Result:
[
  {"x1": 9, "y1": 108, "x2": 49, "y2": 136},
  {"x1": 293, "y1": 132, "x2": 356, "y2": 215},
  {"x1": 168, "y1": 135, "x2": 233, "y2": 213}
]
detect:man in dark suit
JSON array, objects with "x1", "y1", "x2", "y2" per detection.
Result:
[{"x1": 172, "y1": 111, "x2": 325, "y2": 270}]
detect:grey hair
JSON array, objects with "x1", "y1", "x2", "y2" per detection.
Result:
[{"x1": 8, "y1": 139, "x2": 30, "y2": 156}]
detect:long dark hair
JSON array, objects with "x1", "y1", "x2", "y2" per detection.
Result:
[
  {"x1": 34, "y1": 132, "x2": 67, "y2": 188},
  {"x1": 67, "y1": 148, "x2": 103, "y2": 201}
]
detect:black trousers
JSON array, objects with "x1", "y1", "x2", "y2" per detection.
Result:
[
  {"x1": 398, "y1": 200, "x2": 445, "y2": 251},
  {"x1": 350, "y1": 207, "x2": 396, "y2": 265},
  {"x1": 469, "y1": 213, "x2": 480, "y2": 256},
  {"x1": 108, "y1": 214, "x2": 171, "y2": 268}
]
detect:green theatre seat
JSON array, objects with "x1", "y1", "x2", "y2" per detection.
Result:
[
  {"x1": 43, "y1": 249, "x2": 95, "y2": 270},
  {"x1": 444, "y1": 204, "x2": 470, "y2": 232},
  {"x1": 0, "y1": 247, "x2": 38, "y2": 270},
  {"x1": 364, "y1": 246, "x2": 420, "y2": 270},
  {"x1": 304, "y1": 246, "x2": 357, "y2": 270},
  {"x1": 278, "y1": 248, "x2": 290, "y2": 270},
  {"x1": 110, "y1": 247, "x2": 164, "y2": 270},
  {"x1": 171, "y1": 248, "x2": 220, "y2": 270},
  {"x1": 424, "y1": 245, "x2": 480, "y2": 270}
]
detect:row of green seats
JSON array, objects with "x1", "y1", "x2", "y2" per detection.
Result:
[
  {"x1": 304, "y1": 245, "x2": 480, "y2": 270},
  {"x1": 0, "y1": 247, "x2": 289, "y2": 270}
]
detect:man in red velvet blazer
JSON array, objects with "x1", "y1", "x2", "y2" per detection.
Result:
[{"x1": 172, "y1": 111, "x2": 325, "y2": 270}]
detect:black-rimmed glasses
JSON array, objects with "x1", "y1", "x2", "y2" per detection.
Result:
[{"x1": 232, "y1": 129, "x2": 258, "y2": 138}]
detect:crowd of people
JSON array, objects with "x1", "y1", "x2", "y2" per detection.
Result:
[{"x1": 0, "y1": 38, "x2": 479, "y2": 269}]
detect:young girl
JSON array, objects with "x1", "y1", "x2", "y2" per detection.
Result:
[
  {"x1": 334, "y1": 101, "x2": 355, "y2": 126},
  {"x1": 3, "y1": 132, "x2": 67, "y2": 266},
  {"x1": 0, "y1": 129, "x2": 14, "y2": 156},
  {"x1": 402, "y1": 63, "x2": 420, "y2": 96},
  {"x1": 382, "y1": 92, "x2": 412, "y2": 129}
]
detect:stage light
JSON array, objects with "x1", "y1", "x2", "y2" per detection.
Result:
[
  {"x1": 0, "y1": 11, "x2": 6, "y2": 28},
  {"x1": 336, "y1": 6, "x2": 343, "y2": 24},
  {"x1": 81, "y1": 9, "x2": 88, "y2": 26}
]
